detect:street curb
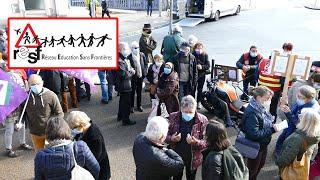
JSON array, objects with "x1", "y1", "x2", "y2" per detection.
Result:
[
  {"x1": 304, "y1": 5, "x2": 320, "y2": 10},
  {"x1": 119, "y1": 19, "x2": 182, "y2": 38}
]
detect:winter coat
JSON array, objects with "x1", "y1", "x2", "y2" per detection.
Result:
[
  {"x1": 133, "y1": 133, "x2": 184, "y2": 180},
  {"x1": 241, "y1": 104, "x2": 275, "y2": 149},
  {"x1": 34, "y1": 140, "x2": 100, "y2": 180},
  {"x1": 172, "y1": 52, "x2": 198, "y2": 89},
  {"x1": 26, "y1": 88, "x2": 64, "y2": 136},
  {"x1": 116, "y1": 53, "x2": 134, "y2": 93},
  {"x1": 80, "y1": 123, "x2": 111, "y2": 180},
  {"x1": 275, "y1": 130, "x2": 320, "y2": 169},
  {"x1": 146, "y1": 63, "x2": 163, "y2": 85},
  {"x1": 166, "y1": 112, "x2": 208, "y2": 170},
  {"x1": 193, "y1": 52, "x2": 210, "y2": 78},
  {"x1": 39, "y1": 70, "x2": 62, "y2": 94},
  {"x1": 236, "y1": 53, "x2": 262, "y2": 78},
  {"x1": 139, "y1": 34, "x2": 157, "y2": 63},
  {"x1": 161, "y1": 32, "x2": 185, "y2": 62},
  {"x1": 128, "y1": 52, "x2": 148, "y2": 79},
  {"x1": 202, "y1": 149, "x2": 223, "y2": 180},
  {"x1": 156, "y1": 71, "x2": 179, "y2": 115}
]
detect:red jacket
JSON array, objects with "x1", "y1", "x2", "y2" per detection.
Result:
[
  {"x1": 166, "y1": 111, "x2": 208, "y2": 170},
  {"x1": 258, "y1": 59, "x2": 282, "y2": 92}
]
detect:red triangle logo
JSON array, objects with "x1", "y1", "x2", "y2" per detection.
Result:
[{"x1": 15, "y1": 23, "x2": 41, "y2": 48}]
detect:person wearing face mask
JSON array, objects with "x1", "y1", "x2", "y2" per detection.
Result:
[
  {"x1": 275, "y1": 85, "x2": 320, "y2": 157},
  {"x1": 172, "y1": 42, "x2": 198, "y2": 100},
  {"x1": 258, "y1": 43, "x2": 294, "y2": 122},
  {"x1": 128, "y1": 41, "x2": 148, "y2": 113},
  {"x1": 192, "y1": 42, "x2": 210, "y2": 109},
  {"x1": 26, "y1": 74, "x2": 64, "y2": 151},
  {"x1": 156, "y1": 62, "x2": 180, "y2": 115},
  {"x1": 139, "y1": 24, "x2": 157, "y2": 63},
  {"x1": 133, "y1": 116, "x2": 184, "y2": 179},
  {"x1": 116, "y1": 42, "x2": 136, "y2": 126},
  {"x1": 241, "y1": 86, "x2": 279, "y2": 180},
  {"x1": 67, "y1": 111, "x2": 111, "y2": 180},
  {"x1": 146, "y1": 54, "x2": 164, "y2": 100},
  {"x1": 236, "y1": 45, "x2": 263, "y2": 100},
  {"x1": 166, "y1": 95, "x2": 208, "y2": 180}
]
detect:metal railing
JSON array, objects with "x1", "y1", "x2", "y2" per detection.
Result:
[{"x1": 70, "y1": 0, "x2": 169, "y2": 10}]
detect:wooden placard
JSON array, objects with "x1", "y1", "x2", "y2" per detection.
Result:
[
  {"x1": 270, "y1": 51, "x2": 291, "y2": 76},
  {"x1": 215, "y1": 64, "x2": 238, "y2": 82},
  {"x1": 292, "y1": 56, "x2": 311, "y2": 80}
]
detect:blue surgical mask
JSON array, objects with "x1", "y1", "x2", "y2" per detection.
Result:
[
  {"x1": 182, "y1": 112, "x2": 194, "y2": 121},
  {"x1": 296, "y1": 98, "x2": 305, "y2": 106},
  {"x1": 164, "y1": 67, "x2": 171, "y2": 74},
  {"x1": 71, "y1": 128, "x2": 83, "y2": 139},
  {"x1": 31, "y1": 85, "x2": 43, "y2": 94}
]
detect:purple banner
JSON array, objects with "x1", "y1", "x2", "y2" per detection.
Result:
[
  {"x1": 61, "y1": 70, "x2": 97, "y2": 92},
  {"x1": 0, "y1": 70, "x2": 28, "y2": 122}
]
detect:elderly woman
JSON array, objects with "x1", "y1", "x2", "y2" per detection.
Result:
[
  {"x1": 276, "y1": 85, "x2": 320, "y2": 156},
  {"x1": 242, "y1": 86, "x2": 278, "y2": 180},
  {"x1": 157, "y1": 62, "x2": 180, "y2": 115},
  {"x1": 67, "y1": 111, "x2": 111, "y2": 180},
  {"x1": 166, "y1": 95, "x2": 208, "y2": 180},
  {"x1": 276, "y1": 108, "x2": 320, "y2": 180},
  {"x1": 34, "y1": 117, "x2": 100, "y2": 179},
  {"x1": 133, "y1": 116, "x2": 184, "y2": 179}
]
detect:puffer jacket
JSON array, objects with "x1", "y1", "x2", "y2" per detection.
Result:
[
  {"x1": 276, "y1": 130, "x2": 320, "y2": 168},
  {"x1": 166, "y1": 112, "x2": 208, "y2": 170},
  {"x1": 34, "y1": 140, "x2": 100, "y2": 180},
  {"x1": 133, "y1": 133, "x2": 184, "y2": 180}
]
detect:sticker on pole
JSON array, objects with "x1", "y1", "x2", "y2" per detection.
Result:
[{"x1": 8, "y1": 17, "x2": 119, "y2": 69}]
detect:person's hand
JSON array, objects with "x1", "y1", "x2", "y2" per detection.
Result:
[
  {"x1": 280, "y1": 96, "x2": 288, "y2": 106},
  {"x1": 15, "y1": 123, "x2": 23, "y2": 131},
  {"x1": 197, "y1": 64, "x2": 202, "y2": 70},
  {"x1": 280, "y1": 105, "x2": 291, "y2": 113},
  {"x1": 186, "y1": 134, "x2": 199, "y2": 145},
  {"x1": 273, "y1": 124, "x2": 280, "y2": 132},
  {"x1": 130, "y1": 69, "x2": 136, "y2": 75},
  {"x1": 171, "y1": 132, "x2": 181, "y2": 142},
  {"x1": 242, "y1": 65, "x2": 249, "y2": 73}
]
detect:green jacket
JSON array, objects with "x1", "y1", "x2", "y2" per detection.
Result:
[
  {"x1": 275, "y1": 130, "x2": 320, "y2": 168},
  {"x1": 161, "y1": 32, "x2": 185, "y2": 62}
]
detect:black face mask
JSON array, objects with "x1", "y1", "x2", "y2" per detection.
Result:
[{"x1": 146, "y1": 30, "x2": 152, "y2": 34}]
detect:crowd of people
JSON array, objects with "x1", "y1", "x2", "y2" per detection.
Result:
[{"x1": 2, "y1": 22, "x2": 320, "y2": 180}]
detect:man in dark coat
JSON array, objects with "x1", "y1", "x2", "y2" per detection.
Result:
[
  {"x1": 139, "y1": 24, "x2": 157, "y2": 63},
  {"x1": 173, "y1": 42, "x2": 198, "y2": 100},
  {"x1": 39, "y1": 70, "x2": 62, "y2": 96},
  {"x1": 116, "y1": 42, "x2": 136, "y2": 126},
  {"x1": 133, "y1": 116, "x2": 184, "y2": 180},
  {"x1": 128, "y1": 41, "x2": 148, "y2": 112}
]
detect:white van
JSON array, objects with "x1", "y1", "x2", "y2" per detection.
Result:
[{"x1": 185, "y1": 0, "x2": 241, "y2": 20}]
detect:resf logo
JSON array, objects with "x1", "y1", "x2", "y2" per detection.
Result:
[{"x1": 13, "y1": 23, "x2": 42, "y2": 64}]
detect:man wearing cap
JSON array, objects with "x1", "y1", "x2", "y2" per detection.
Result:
[
  {"x1": 139, "y1": 24, "x2": 157, "y2": 63},
  {"x1": 173, "y1": 42, "x2": 198, "y2": 100}
]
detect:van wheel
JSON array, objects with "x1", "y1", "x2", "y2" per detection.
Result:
[
  {"x1": 214, "y1": 11, "x2": 220, "y2": 21},
  {"x1": 235, "y1": 5, "x2": 241, "y2": 15}
]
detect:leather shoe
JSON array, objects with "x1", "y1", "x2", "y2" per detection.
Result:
[
  {"x1": 136, "y1": 106, "x2": 144, "y2": 112},
  {"x1": 122, "y1": 120, "x2": 136, "y2": 126}
]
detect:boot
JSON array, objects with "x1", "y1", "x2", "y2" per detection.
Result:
[
  {"x1": 61, "y1": 92, "x2": 68, "y2": 113},
  {"x1": 69, "y1": 79, "x2": 78, "y2": 108}
]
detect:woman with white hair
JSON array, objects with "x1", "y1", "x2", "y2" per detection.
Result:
[
  {"x1": 276, "y1": 108, "x2": 320, "y2": 179},
  {"x1": 166, "y1": 95, "x2": 208, "y2": 180},
  {"x1": 128, "y1": 41, "x2": 148, "y2": 113},
  {"x1": 67, "y1": 111, "x2": 111, "y2": 180},
  {"x1": 133, "y1": 116, "x2": 184, "y2": 179}
]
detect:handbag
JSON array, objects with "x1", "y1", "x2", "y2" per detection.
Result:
[
  {"x1": 160, "y1": 103, "x2": 169, "y2": 118},
  {"x1": 71, "y1": 143, "x2": 95, "y2": 180},
  {"x1": 149, "y1": 84, "x2": 157, "y2": 95},
  {"x1": 280, "y1": 140, "x2": 309, "y2": 180},
  {"x1": 234, "y1": 131, "x2": 260, "y2": 159}
]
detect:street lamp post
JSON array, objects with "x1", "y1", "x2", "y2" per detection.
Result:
[
  {"x1": 169, "y1": 0, "x2": 173, "y2": 35},
  {"x1": 159, "y1": 0, "x2": 162, "y2": 17}
]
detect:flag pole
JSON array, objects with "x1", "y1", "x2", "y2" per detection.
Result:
[{"x1": 17, "y1": 69, "x2": 40, "y2": 125}]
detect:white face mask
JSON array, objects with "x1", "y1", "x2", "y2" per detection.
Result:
[
  {"x1": 262, "y1": 99, "x2": 271, "y2": 111},
  {"x1": 155, "y1": 61, "x2": 162, "y2": 67},
  {"x1": 31, "y1": 84, "x2": 43, "y2": 94},
  {"x1": 132, "y1": 48, "x2": 139, "y2": 55},
  {"x1": 250, "y1": 51, "x2": 258, "y2": 57}
]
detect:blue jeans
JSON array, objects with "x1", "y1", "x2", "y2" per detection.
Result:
[
  {"x1": 179, "y1": 81, "x2": 192, "y2": 100},
  {"x1": 98, "y1": 70, "x2": 108, "y2": 101},
  {"x1": 147, "y1": 3, "x2": 152, "y2": 16}
]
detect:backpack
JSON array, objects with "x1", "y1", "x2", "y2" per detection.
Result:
[
  {"x1": 71, "y1": 143, "x2": 95, "y2": 180},
  {"x1": 209, "y1": 146, "x2": 249, "y2": 180}
]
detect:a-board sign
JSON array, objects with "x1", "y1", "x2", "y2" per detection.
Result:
[{"x1": 215, "y1": 64, "x2": 238, "y2": 82}]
